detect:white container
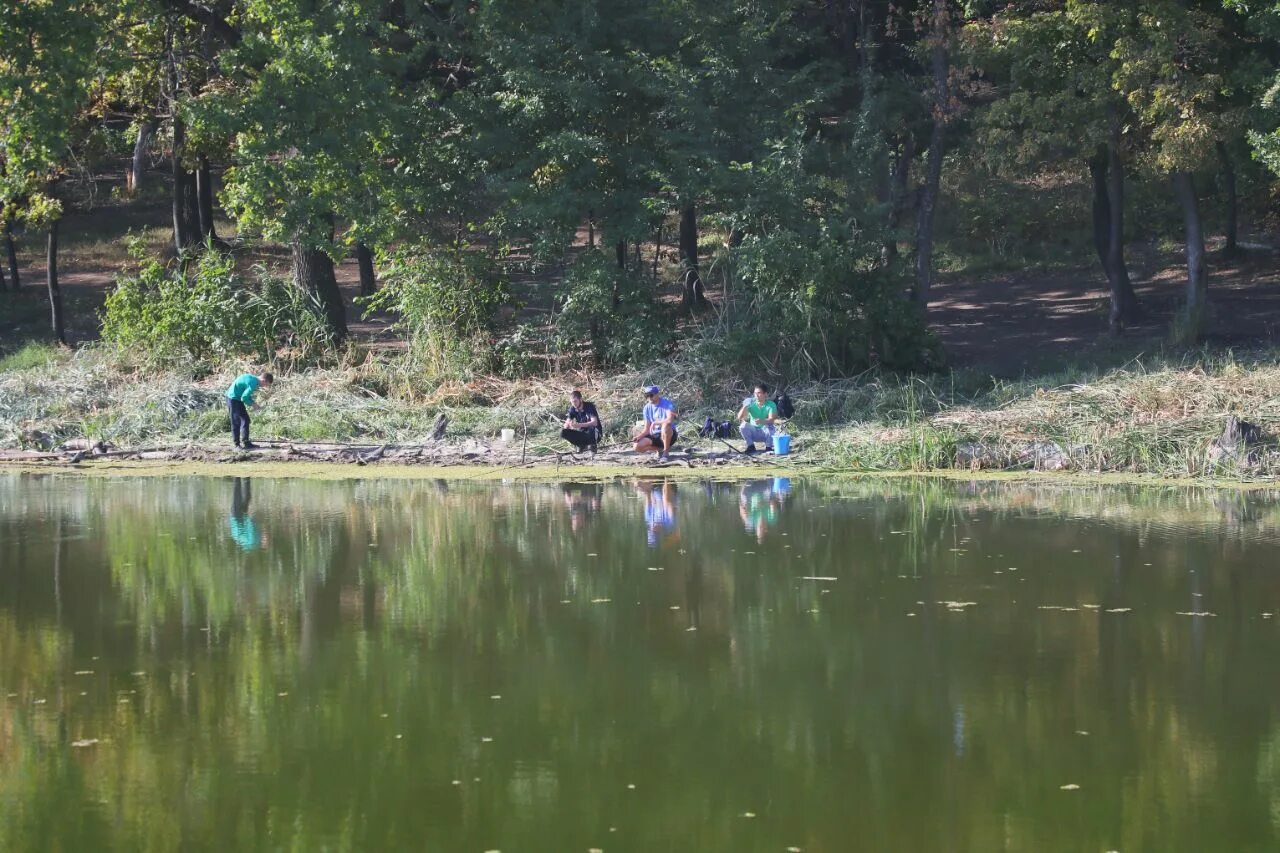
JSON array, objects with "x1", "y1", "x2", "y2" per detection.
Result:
[{"x1": 500, "y1": 428, "x2": 516, "y2": 442}]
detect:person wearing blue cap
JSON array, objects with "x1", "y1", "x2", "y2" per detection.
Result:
[{"x1": 633, "y1": 385, "x2": 678, "y2": 461}]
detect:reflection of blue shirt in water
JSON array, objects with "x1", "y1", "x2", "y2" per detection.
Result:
[
  {"x1": 229, "y1": 516, "x2": 261, "y2": 551},
  {"x1": 644, "y1": 489, "x2": 675, "y2": 547}
]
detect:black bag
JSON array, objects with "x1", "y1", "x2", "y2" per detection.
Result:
[
  {"x1": 699, "y1": 417, "x2": 734, "y2": 439},
  {"x1": 774, "y1": 392, "x2": 795, "y2": 419}
]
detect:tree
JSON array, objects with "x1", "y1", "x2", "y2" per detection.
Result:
[
  {"x1": 966, "y1": 2, "x2": 1142, "y2": 333},
  {"x1": 0, "y1": 0, "x2": 103, "y2": 343},
  {"x1": 1110, "y1": 0, "x2": 1254, "y2": 342}
]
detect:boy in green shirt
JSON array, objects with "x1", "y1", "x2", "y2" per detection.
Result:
[
  {"x1": 225, "y1": 371, "x2": 273, "y2": 449},
  {"x1": 736, "y1": 382, "x2": 779, "y2": 453}
]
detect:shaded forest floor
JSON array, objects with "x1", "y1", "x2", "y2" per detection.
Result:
[{"x1": 4, "y1": 191, "x2": 1278, "y2": 376}]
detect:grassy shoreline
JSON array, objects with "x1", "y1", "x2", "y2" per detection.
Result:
[{"x1": 4, "y1": 342, "x2": 1280, "y2": 481}]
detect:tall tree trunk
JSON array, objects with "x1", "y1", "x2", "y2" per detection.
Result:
[
  {"x1": 47, "y1": 221, "x2": 65, "y2": 345},
  {"x1": 292, "y1": 236, "x2": 347, "y2": 342},
  {"x1": 1089, "y1": 150, "x2": 1111, "y2": 271},
  {"x1": 171, "y1": 117, "x2": 198, "y2": 253},
  {"x1": 615, "y1": 239, "x2": 627, "y2": 270},
  {"x1": 652, "y1": 226, "x2": 662, "y2": 280},
  {"x1": 355, "y1": 242, "x2": 376, "y2": 296},
  {"x1": 882, "y1": 135, "x2": 915, "y2": 266},
  {"x1": 5, "y1": 220, "x2": 20, "y2": 290},
  {"x1": 1218, "y1": 141, "x2": 1238, "y2": 256},
  {"x1": 127, "y1": 117, "x2": 156, "y2": 195},
  {"x1": 195, "y1": 156, "x2": 219, "y2": 245},
  {"x1": 1173, "y1": 171, "x2": 1208, "y2": 342},
  {"x1": 1104, "y1": 135, "x2": 1139, "y2": 332},
  {"x1": 912, "y1": 0, "x2": 949, "y2": 312},
  {"x1": 678, "y1": 202, "x2": 706, "y2": 310}
]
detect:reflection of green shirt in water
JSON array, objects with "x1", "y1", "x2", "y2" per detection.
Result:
[
  {"x1": 743, "y1": 491, "x2": 778, "y2": 530},
  {"x1": 229, "y1": 516, "x2": 261, "y2": 551}
]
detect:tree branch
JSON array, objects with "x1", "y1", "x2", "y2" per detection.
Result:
[{"x1": 160, "y1": 0, "x2": 240, "y2": 46}]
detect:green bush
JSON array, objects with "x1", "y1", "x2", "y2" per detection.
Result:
[
  {"x1": 553, "y1": 249, "x2": 673, "y2": 369},
  {"x1": 101, "y1": 248, "x2": 335, "y2": 365},
  {"x1": 361, "y1": 243, "x2": 513, "y2": 376},
  {"x1": 102, "y1": 250, "x2": 269, "y2": 363},
  {"x1": 717, "y1": 233, "x2": 939, "y2": 377}
]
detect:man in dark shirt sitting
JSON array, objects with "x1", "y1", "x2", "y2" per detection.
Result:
[{"x1": 561, "y1": 390, "x2": 602, "y2": 453}]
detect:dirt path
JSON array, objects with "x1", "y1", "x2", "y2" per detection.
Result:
[{"x1": 928, "y1": 243, "x2": 1280, "y2": 374}]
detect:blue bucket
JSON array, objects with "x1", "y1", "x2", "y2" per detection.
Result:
[{"x1": 772, "y1": 434, "x2": 792, "y2": 455}]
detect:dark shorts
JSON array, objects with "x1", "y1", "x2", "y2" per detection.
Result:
[{"x1": 648, "y1": 427, "x2": 677, "y2": 445}]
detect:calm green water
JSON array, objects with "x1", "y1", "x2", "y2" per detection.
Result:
[{"x1": 3, "y1": 475, "x2": 1280, "y2": 852}]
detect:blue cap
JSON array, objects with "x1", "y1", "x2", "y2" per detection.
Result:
[{"x1": 644, "y1": 385, "x2": 660, "y2": 395}]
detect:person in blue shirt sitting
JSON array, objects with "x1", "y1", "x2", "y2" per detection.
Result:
[
  {"x1": 561, "y1": 390, "x2": 602, "y2": 453},
  {"x1": 633, "y1": 385, "x2": 678, "y2": 461},
  {"x1": 225, "y1": 370, "x2": 273, "y2": 450}
]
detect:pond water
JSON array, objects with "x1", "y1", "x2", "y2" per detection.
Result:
[{"x1": 2, "y1": 474, "x2": 1280, "y2": 852}]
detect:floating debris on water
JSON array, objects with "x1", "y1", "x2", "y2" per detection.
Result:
[
  {"x1": 481, "y1": 737, "x2": 494, "y2": 743},
  {"x1": 627, "y1": 783, "x2": 637, "y2": 789},
  {"x1": 742, "y1": 811, "x2": 757, "y2": 818},
  {"x1": 1083, "y1": 604, "x2": 1101, "y2": 610},
  {"x1": 1060, "y1": 784, "x2": 1080, "y2": 790},
  {"x1": 1176, "y1": 611, "x2": 1217, "y2": 617},
  {"x1": 74, "y1": 670, "x2": 94, "y2": 676},
  {"x1": 591, "y1": 598, "x2": 612, "y2": 604},
  {"x1": 1076, "y1": 731, "x2": 1089, "y2": 736},
  {"x1": 1105, "y1": 608, "x2": 1132, "y2": 614},
  {"x1": 1037, "y1": 606, "x2": 1080, "y2": 612},
  {"x1": 801, "y1": 576, "x2": 838, "y2": 582},
  {"x1": 71, "y1": 739, "x2": 99, "y2": 748},
  {"x1": 490, "y1": 695, "x2": 502, "y2": 700},
  {"x1": 685, "y1": 626, "x2": 697, "y2": 632},
  {"x1": 647, "y1": 567, "x2": 664, "y2": 572},
  {"x1": 939, "y1": 601, "x2": 977, "y2": 611}
]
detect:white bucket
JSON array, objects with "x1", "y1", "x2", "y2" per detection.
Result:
[{"x1": 500, "y1": 428, "x2": 516, "y2": 442}]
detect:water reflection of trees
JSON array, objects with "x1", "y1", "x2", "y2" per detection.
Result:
[{"x1": 1, "y1": 474, "x2": 1280, "y2": 849}]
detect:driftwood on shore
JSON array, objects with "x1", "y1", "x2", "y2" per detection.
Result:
[{"x1": 0, "y1": 436, "x2": 799, "y2": 470}]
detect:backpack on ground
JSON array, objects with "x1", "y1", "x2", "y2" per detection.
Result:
[{"x1": 699, "y1": 417, "x2": 734, "y2": 439}]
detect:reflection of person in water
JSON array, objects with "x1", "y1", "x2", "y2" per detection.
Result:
[
  {"x1": 228, "y1": 477, "x2": 266, "y2": 551},
  {"x1": 562, "y1": 483, "x2": 603, "y2": 533},
  {"x1": 738, "y1": 477, "x2": 791, "y2": 542},
  {"x1": 639, "y1": 480, "x2": 677, "y2": 548}
]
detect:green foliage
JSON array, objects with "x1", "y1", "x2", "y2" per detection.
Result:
[
  {"x1": 362, "y1": 243, "x2": 513, "y2": 375},
  {"x1": 552, "y1": 250, "x2": 673, "y2": 369},
  {"x1": 101, "y1": 248, "x2": 333, "y2": 365},
  {"x1": 705, "y1": 129, "x2": 938, "y2": 378},
  {"x1": 0, "y1": 342, "x2": 65, "y2": 373},
  {"x1": 102, "y1": 250, "x2": 263, "y2": 363}
]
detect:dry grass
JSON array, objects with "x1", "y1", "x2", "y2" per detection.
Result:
[{"x1": 3, "y1": 345, "x2": 1280, "y2": 478}]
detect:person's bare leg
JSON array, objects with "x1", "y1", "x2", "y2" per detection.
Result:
[{"x1": 661, "y1": 423, "x2": 673, "y2": 453}]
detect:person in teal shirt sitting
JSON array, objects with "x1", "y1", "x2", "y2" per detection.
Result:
[
  {"x1": 225, "y1": 371, "x2": 273, "y2": 449},
  {"x1": 736, "y1": 382, "x2": 779, "y2": 453}
]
